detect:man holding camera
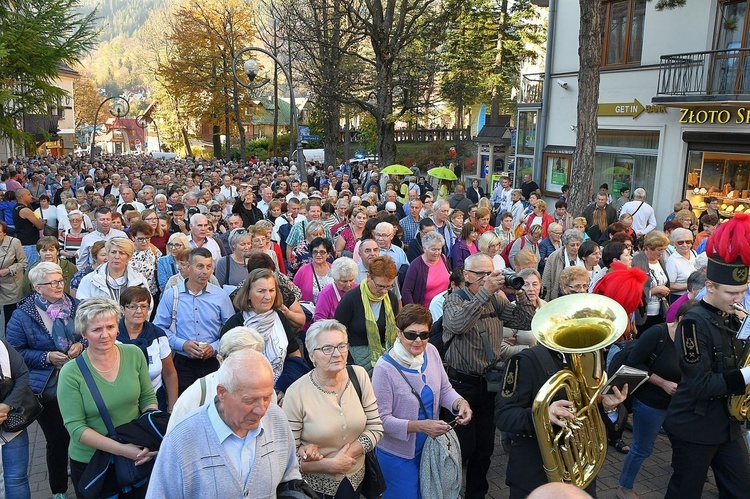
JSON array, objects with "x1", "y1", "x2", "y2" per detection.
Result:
[{"x1": 442, "y1": 253, "x2": 534, "y2": 498}]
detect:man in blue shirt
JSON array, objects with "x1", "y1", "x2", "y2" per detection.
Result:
[
  {"x1": 154, "y1": 247, "x2": 235, "y2": 393},
  {"x1": 374, "y1": 221, "x2": 408, "y2": 268}
]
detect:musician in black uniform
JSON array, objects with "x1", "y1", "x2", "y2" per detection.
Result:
[
  {"x1": 664, "y1": 213, "x2": 750, "y2": 499},
  {"x1": 494, "y1": 343, "x2": 627, "y2": 498}
]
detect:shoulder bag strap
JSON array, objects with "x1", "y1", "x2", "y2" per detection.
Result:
[
  {"x1": 530, "y1": 347, "x2": 559, "y2": 377},
  {"x1": 170, "y1": 287, "x2": 180, "y2": 333},
  {"x1": 75, "y1": 356, "x2": 118, "y2": 438},
  {"x1": 631, "y1": 201, "x2": 644, "y2": 217},
  {"x1": 647, "y1": 323, "x2": 670, "y2": 367},
  {"x1": 383, "y1": 354, "x2": 429, "y2": 416},
  {"x1": 199, "y1": 376, "x2": 207, "y2": 406},
  {"x1": 219, "y1": 256, "x2": 230, "y2": 285},
  {"x1": 346, "y1": 365, "x2": 363, "y2": 405}
]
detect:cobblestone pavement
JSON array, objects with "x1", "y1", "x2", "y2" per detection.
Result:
[{"x1": 27, "y1": 420, "x2": 718, "y2": 498}]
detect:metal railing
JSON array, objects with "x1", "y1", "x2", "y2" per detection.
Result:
[
  {"x1": 520, "y1": 73, "x2": 544, "y2": 104},
  {"x1": 655, "y1": 48, "x2": 750, "y2": 100}
]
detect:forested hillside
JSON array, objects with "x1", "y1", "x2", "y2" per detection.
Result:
[
  {"x1": 79, "y1": 0, "x2": 164, "y2": 40},
  {"x1": 78, "y1": 0, "x2": 166, "y2": 94}
]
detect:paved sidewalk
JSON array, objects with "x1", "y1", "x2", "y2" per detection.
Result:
[{"x1": 27, "y1": 419, "x2": 717, "y2": 498}]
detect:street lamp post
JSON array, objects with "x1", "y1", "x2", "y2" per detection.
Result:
[
  {"x1": 90, "y1": 96, "x2": 130, "y2": 160},
  {"x1": 232, "y1": 46, "x2": 306, "y2": 183},
  {"x1": 136, "y1": 115, "x2": 162, "y2": 153}
]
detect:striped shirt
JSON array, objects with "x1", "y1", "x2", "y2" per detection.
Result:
[
  {"x1": 59, "y1": 229, "x2": 84, "y2": 262},
  {"x1": 443, "y1": 287, "x2": 535, "y2": 374}
]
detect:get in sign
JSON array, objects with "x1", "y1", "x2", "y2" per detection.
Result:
[{"x1": 598, "y1": 99, "x2": 645, "y2": 119}]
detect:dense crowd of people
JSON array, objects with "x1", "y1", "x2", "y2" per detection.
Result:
[{"x1": 0, "y1": 153, "x2": 748, "y2": 499}]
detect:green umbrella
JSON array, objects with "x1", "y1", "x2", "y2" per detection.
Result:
[
  {"x1": 380, "y1": 164, "x2": 413, "y2": 175},
  {"x1": 427, "y1": 166, "x2": 458, "y2": 181}
]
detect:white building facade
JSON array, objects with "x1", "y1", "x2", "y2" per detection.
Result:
[{"x1": 522, "y1": 0, "x2": 750, "y2": 222}]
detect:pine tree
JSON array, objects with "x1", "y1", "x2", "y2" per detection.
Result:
[{"x1": 0, "y1": 0, "x2": 99, "y2": 151}]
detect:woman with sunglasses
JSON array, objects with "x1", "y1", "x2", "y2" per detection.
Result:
[
  {"x1": 283, "y1": 319, "x2": 384, "y2": 499},
  {"x1": 665, "y1": 228, "x2": 697, "y2": 304},
  {"x1": 371, "y1": 304, "x2": 472, "y2": 499},
  {"x1": 216, "y1": 227, "x2": 253, "y2": 290},
  {"x1": 117, "y1": 286, "x2": 178, "y2": 412}
]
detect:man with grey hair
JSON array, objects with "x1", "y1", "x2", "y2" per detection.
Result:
[
  {"x1": 147, "y1": 349, "x2": 300, "y2": 498},
  {"x1": 103, "y1": 173, "x2": 122, "y2": 201},
  {"x1": 188, "y1": 213, "x2": 221, "y2": 263},
  {"x1": 116, "y1": 186, "x2": 145, "y2": 213},
  {"x1": 256, "y1": 187, "x2": 274, "y2": 215},
  {"x1": 620, "y1": 187, "x2": 656, "y2": 237},
  {"x1": 166, "y1": 326, "x2": 268, "y2": 433},
  {"x1": 154, "y1": 193, "x2": 169, "y2": 216},
  {"x1": 140, "y1": 185, "x2": 156, "y2": 209},
  {"x1": 431, "y1": 199, "x2": 455, "y2": 254},
  {"x1": 374, "y1": 221, "x2": 408, "y2": 268}
]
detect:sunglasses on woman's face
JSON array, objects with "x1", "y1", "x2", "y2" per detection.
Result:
[{"x1": 401, "y1": 329, "x2": 430, "y2": 341}]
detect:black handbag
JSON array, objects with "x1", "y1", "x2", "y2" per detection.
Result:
[
  {"x1": 38, "y1": 368, "x2": 59, "y2": 404},
  {"x1": 346, "y1": 366, "x2": 386, "y2": 499},
  {"x1": 0, "y1": 363, "x2": 44, "y2": 433},
  {"x1": 2, "y1": 386, "x2": 43, "y2": 433},
  {"x1": 75, "y1": 357, "x2": 151, "y2": 498}
]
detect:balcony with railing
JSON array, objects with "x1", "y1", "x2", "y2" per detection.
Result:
[
  {"x1": 654, "y1": 48, "x2": 750, "y2": 104},
  {"x1": 519, "y1": 73, "x2": 544, "y2": 105}
]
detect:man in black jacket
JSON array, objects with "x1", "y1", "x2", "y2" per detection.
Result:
[{"x1": 664, "y1": 216, "x2": 750, "y2": 499}]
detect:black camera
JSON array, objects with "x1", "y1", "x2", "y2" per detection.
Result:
[{"x1": 502, "y1": 269, "x2": 525, "y2": 290}]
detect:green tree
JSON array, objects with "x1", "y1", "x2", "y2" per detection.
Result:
[
  {"x1": 0, "y1": 0, "x2": 99, "y2": 151},
  {"x1": 340, "y1": 0, "x2": 446, "y2": 166}
]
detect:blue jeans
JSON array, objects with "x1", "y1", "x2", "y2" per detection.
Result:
[
  {"x1": 3, "y1": 429, "x2": 31, "y2": 499},
  {"x1": 619, "y1": 397, "x2": 667, "y2": 489},
  {"x1": 22, "y1": 245, "x2": 38, "y2": 268}
]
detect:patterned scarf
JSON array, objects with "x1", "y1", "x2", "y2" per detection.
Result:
[
  {"x1": 35, "y1": 293, "x2": 77, "y2": 353},
  {"x1": 243, "y1": 309, "x2": 286, "y2": 380},
  {"x1": 360, "y1": 282, "x2": 398, "y2": 367}
]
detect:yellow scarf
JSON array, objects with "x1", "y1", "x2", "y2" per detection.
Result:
[{"x1": 360, "y1": 280, "x2": 398, "y2": 367}]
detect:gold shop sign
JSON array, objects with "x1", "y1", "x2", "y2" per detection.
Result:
[{"x1": 679, "y1": 107, "x2": 750, "y2": 124}]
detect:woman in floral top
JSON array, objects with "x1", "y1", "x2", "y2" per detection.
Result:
[{"x1": 128, "y1": 220, "x2": 162, "y2": 296}]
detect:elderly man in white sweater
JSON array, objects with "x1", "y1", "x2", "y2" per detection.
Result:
[{"x1": 147, "y1": 349, "x2": 300, "y2": 498}]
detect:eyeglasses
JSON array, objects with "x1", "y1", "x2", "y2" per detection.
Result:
[
  {"x1": 675, "y1": 240, "x2": 693, "y2": 245},
  {"x1": 313, "y1": 343, "x2": 349, "y2": 355},
  {"x1": 466, "y1": 269, "x2": 492, "y2": 279},
  {"x1": 369, "y1": 278, "x2": 393, "y2": 291},
  {"x1": 566, "y1": 283, "x2": 589, "y2": 292},
  {"x1": 135, "y1": 237, "x2": 151, "y2": 243},
  {"x1": 124, "y1": 304, "x2": 149, "y2": 311},
  {"x1": 167, "y1": 243, "x2": 184, "y2": 249},
  {"x1": 39, "y1": 280, "x2": 65, "y2": 288},
  {"x1": 312, "y1": 249, "x2": 329, "y2": 255},
  {"x1": 402, "y1": 330, "x2": 430, "y2": 341}
]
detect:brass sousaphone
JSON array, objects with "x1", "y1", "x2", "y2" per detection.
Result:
[{"x1": 530, "y1": 294, "x2": 628, "y2": 488}]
